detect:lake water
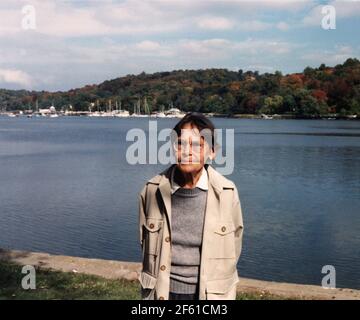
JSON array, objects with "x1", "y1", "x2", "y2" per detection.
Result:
[{"x1": 0, "y1": 116, "x2": 359, "y2": 289}]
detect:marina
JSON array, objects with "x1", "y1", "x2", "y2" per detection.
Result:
[{"x1": 0, "y1": 103, "x2": 187, "y2": 119}]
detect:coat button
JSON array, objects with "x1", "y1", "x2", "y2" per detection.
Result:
[
  {"x1": 149, "y1": 223, "x2": 155, "y2": 229},
  {"x1": 165, "y1": 237, "x2": 170, "y2": 242},
  {"x1": 221, "y1": 226, "x2": 226, "y2": 232},
  {"x1": 160, "y1": 265, "x2": 166, "y2": 271},
  {"x1": 159, "y1": 296, "x2": 165, "y2": 300}
]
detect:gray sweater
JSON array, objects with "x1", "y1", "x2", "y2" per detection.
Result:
[{"x1": 170, "y1": 187, "x2": 207, "y2": 294}]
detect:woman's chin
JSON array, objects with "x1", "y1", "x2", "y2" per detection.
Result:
[{"x1": 177, "y1": 163, "x2": 203, "y2": 173}]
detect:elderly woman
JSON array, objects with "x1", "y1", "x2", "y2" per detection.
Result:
[{"x1": 138, "y1": 112, "x2": 244, "y2": 300}]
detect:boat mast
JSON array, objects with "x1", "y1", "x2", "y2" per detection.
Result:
[
  {"x1": 137, "y1": 98, "x2": 141, "y2": 115},
  {"x1": 144, "y1": 97, "x2": 150, "y2": 115},
  {"x1": 108, "y1": 100, "x2": 112, "y2": 113}
]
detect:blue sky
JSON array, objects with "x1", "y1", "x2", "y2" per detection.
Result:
[{"x1": 0, "y1": 0, "x2": 359, "y2": 91}]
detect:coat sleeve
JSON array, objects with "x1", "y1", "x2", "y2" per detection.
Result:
[
  {"x1": 138, "y1": 185, "x2": 147, "y2": 249},
  {"x1": 232, "y1": 185, "x2": 244, "y2": 263}
]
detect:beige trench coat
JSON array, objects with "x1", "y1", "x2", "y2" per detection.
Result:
[{"x1": 138, "y1": 164, "x2": 244, "y2": 300}]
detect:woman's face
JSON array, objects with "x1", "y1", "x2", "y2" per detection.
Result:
[{"x1": 174, "y1": 123, "x2": 215, "y2": 174}]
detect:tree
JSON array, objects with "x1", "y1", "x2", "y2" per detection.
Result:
[
  {"x1": 294, "y1": 89, "x2": 328, "y2": 116},
  {"x1": 241, "y1": 94, "x2": 260, "y2": 114},
  {"x1": 349, "y1": 99, "x2": 360, "y2": 115},
  {"x1": 282, "y1": 94, "x2": 296, "y2": 113},
  {"x1": 1, "y1": 58, "x2": 359, "y2": 116}
]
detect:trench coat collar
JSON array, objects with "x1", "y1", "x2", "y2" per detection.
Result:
[
  {"x1": 147, "y1": 165, "x2": 233, "y2": 228},
  {"x1": 152, "y1": 164, "x2": 227, "y2": 205},
  {"x1": 170, "y1": 165, "x2": 209, "y2": 194}
]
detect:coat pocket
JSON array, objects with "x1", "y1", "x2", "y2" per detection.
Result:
[
  {"x1": 142, "y1": 217, "x2": 163, "y2": 275},
  {"x1": 210, "y1": 220, "x2": 236, "y2": 259},
  {"x1": 143, "y1": 217, "x2": 163, "y2": 255},
  {"x1": 205, "y1": 272, "x2": 239, "y2": 300},
  {"x1": 138, "y1": 271, "x2": 157, "y2": 300}
]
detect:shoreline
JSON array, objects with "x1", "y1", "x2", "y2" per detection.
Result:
[
  {"x1": 213, "y1": 113, "x2": 360, "y2": 120},
  {"x1": 1, "y1": 249, "x2": 359, "y2": 300},
  {"x1": 0, "y1": 112, "x2": 359, "y2": 120}
]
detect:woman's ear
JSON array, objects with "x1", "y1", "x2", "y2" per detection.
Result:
[{"x1": 208, "y1": 148, "x2": 216, "y2": 160}]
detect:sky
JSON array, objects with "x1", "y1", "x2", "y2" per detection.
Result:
[{"x1": 0, "y1": 0, "x2": 359, "y2": 91}]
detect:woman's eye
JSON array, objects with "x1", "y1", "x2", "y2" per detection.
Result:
[
  {"x1": 175, "y1": 140, "x2": 203, "y2": 149},
  {"x1": 192, "y1": 142, "x2": 204, "y2": 148},
  {"x1": 178, "y1": 140, "x2": 187, "y2": 146}
]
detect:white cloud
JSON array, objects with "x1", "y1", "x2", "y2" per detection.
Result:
[
  {"x1": 303, "y1": 0, "x2": 360, "y2": 27},
  {"x1": 197, "y1": 16, "x2": 288, "y2": 32},
  {"x1": 0, "y1": 0, "x2": 186, "y2": 37},
  {"x1": 0, "y1": 8, "x2": 22, "y2": 35},
  {"x1": 335, "y1": 1, "x2": 360, "y2": 18},
  {"x1": 197, "y1": 16, "x2": 234, "y2": 30},
  {"x1": 302, "y1": 4, "x2": 326, "y2": 26},
  {"x1": 335, "y1": 45, "x2": 353, "y2": 55},
  {"x1": 237, "y1": 20, "x2": 273, "y2": 31},
  {"x1": 0, "y1": 68, "x2": 32, "y2": 87},
  {"x1": 0, "y1": 0, "x2": 318, "y2": 38},
  {"x1": 233, "y1": 38, "x2": 294, "y2": 55},
  {"x1": 154, "y1": 0, "x2": 315, "y2": 14},
  {"x1": 0, "y1": 0, "x2": 358, "y2": 91},
  {"x1": 136, "y1": 41, "x2": 161, "y2": 51},
  {"x1": 170, "y1": 37, "x2": 295, "y2": 65},
  {"x1": 301, "y1": 44, "x2": 357, "y2": 65},
  {"x1": 0, "y1": 33, "x2": 297, "y2": 90},
  {"x1": 245, "y1": 64, "x2": 275, "y2": 72},
  {"x1": 276, "y1": 21, "x2": 290, "y2": 31}
]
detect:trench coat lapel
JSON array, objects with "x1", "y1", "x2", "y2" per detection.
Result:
[
  {"x1": 198, "y1": 165, "x2": 222, "y2": 299},
  {"x1": 157, "y1": 165, "x2": 223, "y2": 240},
  {"x1": 207, "y1": 165, "x2": 222, "y2": 198},
  {"x1": 158, "y1": 166, "x2": 173, "y2": 234}
]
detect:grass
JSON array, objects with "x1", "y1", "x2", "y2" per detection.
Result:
[
  {"x1": 0, "y1": 261, "x2": 140, "y2": 300},
  {"x1": 0, "y1": 261, "x2": 289, "y2": 300}
]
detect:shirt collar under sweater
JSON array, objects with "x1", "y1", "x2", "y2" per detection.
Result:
[{"x1": 170, "y1": 166, "x2": 209, "y2": 195}]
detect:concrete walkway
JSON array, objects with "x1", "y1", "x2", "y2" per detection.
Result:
[{"x1": 1, "y1": 249, "x2": 359, "y2": 300}]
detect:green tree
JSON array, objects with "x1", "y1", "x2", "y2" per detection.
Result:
[{"x1": 259, "y1": 95, "x2": 283, "y2": 114}]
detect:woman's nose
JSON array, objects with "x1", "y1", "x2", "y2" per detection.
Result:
[{"x1": 181, "y1": 140, "x2": 192, "y2": 153}]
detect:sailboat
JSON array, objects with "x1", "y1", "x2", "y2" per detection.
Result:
[
  {"x1": 261, "y1": 113, "x2": 273, "y2": 119},
  {"x1": 114, "y1": 99, "x2": 130, "y2": 117},
  {"x1": 165, "y1": 102, "x2": 185, "y2": 118},
  {"x1": 88, "y1": 100, "x2": 103, "y2": 117},
  {"x1": 34, "y1": 99, "x2": 41, "y2": 117},
  {"x1": 101, "y1": 100, "x2": 115, "y2": 117},
  {"x1": 151, "y1": 104, "x2": 166, "y2": 118},
  {"x1": 131, "y1": 97, "x2": 149, "y2": 117}
]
